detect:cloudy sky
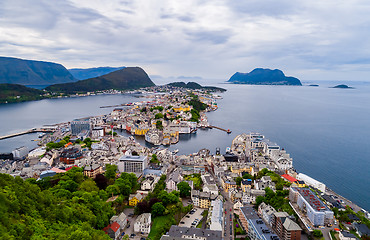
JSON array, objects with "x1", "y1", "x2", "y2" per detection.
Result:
[{"x1": 1, "y1": 0, "x2": 370, "y2": 81}]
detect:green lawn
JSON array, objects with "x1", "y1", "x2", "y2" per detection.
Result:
[{"x1": 148, "y1": 215, "x2": 176, "y2": 240}]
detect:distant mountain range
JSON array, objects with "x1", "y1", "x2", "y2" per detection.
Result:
[
  {"x1": 166, "y1": 81, "x2": 226, "y2": 92},
  {"x1": 228, "y1": 68, "x2": 301, "y2": 86},
  {"x1": 0, "y1": 57, "x2": 76, "y2": 85},
  {"x1": 0, "y1": 83, "x2": 45, "y2": 103},
  {"x1": 68, "y1": 66, "x2": 125, "y2": 80},
  {"x1": 46, "y1": 67, "x2": 155, "y2": 93}
]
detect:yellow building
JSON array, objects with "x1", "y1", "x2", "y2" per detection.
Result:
[
  {"x1": 173, "y1": 105, "x2": 191, "y2": 112},
  {"x1": 231, "y1": 166, "x2": 252, "y2": 175},
  {"x1": 134, "y1": 128, "x2": 149, "y2": 136},
  {"x1": 221, "y1": 177, "x2": 237, "y2": 192},
  {"x1": 294, "y1": 180, "x2": 306, "y2": 188},
  {"x1": 129, "y1": 193, "x2": 143, "y2": 206}
]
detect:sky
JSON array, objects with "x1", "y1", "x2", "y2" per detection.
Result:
[{"x1": 1, "y1": 0, "x2": 370, "y2": 81}]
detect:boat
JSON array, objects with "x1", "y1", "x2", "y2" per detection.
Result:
[{"x1": 38, "y1": 133, "x2": 45, "y2": 138}]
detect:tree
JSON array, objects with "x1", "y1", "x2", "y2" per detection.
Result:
[
  {"x1": 150, "y1": 154, "x2": 159, "y2": 164},
  {"x1": 156, "y1": 120, "x2": 163, "y2": 130},
  {"x1": 313, "y1": 230, "x2": 323, "y2": 238},
  {"x1": 155, "y1": 113, "x2": 163, "y2": 119},
  {"x1": 106, "y1": 185, "x2": 120, "y2": 196},
  {"x1": 235, "y1": 177, "x2": 243, "y2": 186},
  {"x1": 177, "y1": 181, "x2": 191, "y2": 197},
  {"x1": 151, "y1": 202, "x2": 166, "y2": 217},
  {"x1": 242, "y1": 173, "x2": 253, "y2": 179},
  {"x1": 104, "y1": 164, "x2": 117, "y2": 180},
  {"x1": 94, "y1": 174, "x2": 108, "y2": 190},
  {"x1": 79, "y1": 179, "x2": 99, "y2": 192}
]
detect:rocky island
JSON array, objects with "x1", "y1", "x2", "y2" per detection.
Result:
[
  {"x1": 332, "y1": 84, "x2": 353, "y2": 89},
  {"x1": 228, "y1": 68, "x2": 302, "y2": 86}
]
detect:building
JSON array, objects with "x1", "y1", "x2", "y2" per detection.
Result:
[
  {"x1": 254, "y1": 176, "x2": 275, "y2": 191},
  {"x1": 141, "y1": 176, "x2": 159, "y2": 191},
  {"x1": 110, "y1": 212, "x2": 128, "y2": 230},
  {"x1": 339, "y1": 231, "x2": 357, "y2": 240},
  {"x1": 191, "y1": 190, "x2": 217, "y2": 209},
  {"x1": 241, "y1": 179, "x2": 252, "y2": 192},
  {"x1": 203, "y1": 184, "x2": 218, "y2": 195},
  {"x1": 353, "y1": 223, "x2": 370, "y2": 237},
  {"x1": 160, "y1": 226, "x2": 222, "y2": 240},
  {"x1": 221, "y1": 175, "x2": 237, "y2": 192},
  {"x1": 166, "y1": 169, "x2": 183, "y2": 192},
  {"x1": 272, "y1": 212, "x2": 301, "y2": 240},
  {"x1": 209, "y1": 199, "x2": 223, "y2": 231},
  {"x1": 258, "y1": 203, "x2": 277, "y2": 226},
  {"x1": 91, "y1": 127, "x2": 104, "y2": 139},
  {"x1": 134, "y1": 213, "x2": 151, "y2": 234},
  {"x1": 84, "y1": 164, "x2": 103, "y2": 178},
  {"x1": 117, "y1": 155, "x2": 148, "y2": 173},
  {"x1": 12, "y1": 146, "x2": 29, "y2": 160},
  {"x1": 60, "y1": 146, "x2": 83, "y2": 164},
  {"x1": 103, "y1": 222, "x2": 120, "y2": 240},
  {"x1": 71, "y1": 118, "x2": 91, "y2": 136},
  {"x1": 289, "y1": 187, "x2": 333, "y2": 226},
  {"x1": 239, "y1": 206, "x2": 280, "y2": 240},
  {"x1": 296, "y1": 173, "x2": 326, "y2": 192},
  {"x1": 129, "y1": 193, "x2": 144, "y2": 206}
]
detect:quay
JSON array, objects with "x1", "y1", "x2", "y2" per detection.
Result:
[
  {"x1": 0, "y1": 128, "x2": 56, "y2": 140},
  {"x1": 208, "y1": 125, "x2": 232, "y2": 134}
]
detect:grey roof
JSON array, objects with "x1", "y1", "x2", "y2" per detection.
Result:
[
  {"x1": 354, "y1": 223, "x2": 370, "y2": 236},
  {"x1": 282, "y1": 217, "x2": 301, "y2": 231},
  {"x1": 341, "y1": 231, "x2": 357, "y2": 238},
  {"x1": 119, "y1": 155, "x2": 147, "y2": 162},
  {"x1": 161, "y1": 226, "x2": 222, "y2": 240}
]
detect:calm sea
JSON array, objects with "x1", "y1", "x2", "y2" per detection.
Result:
[{"x1": 0, "y1": 81, "x2": 369, "y2": 210}]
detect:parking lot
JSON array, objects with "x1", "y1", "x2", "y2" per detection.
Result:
[{"x1": 179, "y1": 208, "x2": 204, "y2": 228}]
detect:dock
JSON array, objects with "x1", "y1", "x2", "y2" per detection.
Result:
[
  {"x1": 0, "y1": 128, "x2": 56, "y2": 140},
  {"x1": 208, "y1": 125, "x2": 232, "y2": 134}
]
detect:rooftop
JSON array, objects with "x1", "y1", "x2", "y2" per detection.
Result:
[
  {"x1": 119, "y1": 155, "x2": 147, "y2": 162},
  {"x1": 295, "y1": 187, "x2": 329, "y2": 212},
  {"x1": 281, "y1": 174, "x2": 298, "y2": 182},
  {"x1": 162, "y1": 226, "x2": 222, "y2": 240}
]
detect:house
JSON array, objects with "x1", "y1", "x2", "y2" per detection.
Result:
[
  {"x1": 234, "y1": 200, "x2": 243, "y2": 210},
  {"x1": 191, "y1": 190, "x2": 217, "y2": 208},
  {"x1": 254, "y1": 176, "x2": 275, "y2": 191},
  {"x1": 242, "y1": 189, "x2": 265, "y2": 204},
  {"x1": 134, "y1": 213, "x2": 151, "y2": 234},
  {"x1": 103, "y1": 222, "x2": 121, "y2": 240},
  {"x1": 353, "y1": 223, "x2": 370, "y2": 237},
  {"x1": 166, "y1": 169, "x2": 183, "y2": 191},
  {"x1": 258, "y1": 203, "x2": 277, "y2": 226},
  {"x1": 83, "y1": 164, "x2": 104, "y2": 178},
  {"x1": 339, "y1": 231, "x2": 357, "y2": 240},
  {"x1": 241, "y1": 179, "x2": 252, "y2": 192},
  {"x1": 141, "y1": 176, "x2": 159, "y2": 191},
  {"x1": 221, "y1": 175, "x2": 237, "y2": 192},
  {"x1": 272, "y1": 212, "x2": 301, "y2": 240},
  {"x1": 129, "y1": 193, "x2": 144, "y2": 206},
  {"x1": 203, "y1": 184, "x2": 218, "y2": 195},
  {"x1": 110, "y1": 212, "x2": 127, "y2": 230}
]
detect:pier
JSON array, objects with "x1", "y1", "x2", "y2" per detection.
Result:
[
  {"x1": 0, "y1": 128, "x2": 56, "y2": 140},
  {"x1": 208, "y1": 125, "x2": 232, "y2": 134}
]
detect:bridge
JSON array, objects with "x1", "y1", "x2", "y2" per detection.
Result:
[
  {"x1": 208, "y1": 125, "x2": 232, "y2": 134},
  {"x1": 0, "y1": 128, "x2": 56, "y2": 140}
]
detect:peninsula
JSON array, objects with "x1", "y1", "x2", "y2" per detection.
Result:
[{"x1": 228, "y1": 68, "x2": 302, "y2": 86}]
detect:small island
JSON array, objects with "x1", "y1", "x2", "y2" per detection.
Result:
[
  {"x1": 308, "y1": 84, "x2": 319, "y2": 87},
  {"x1": 332, "y1": 84, "x2": 353, "y2": 89},
  {"x1": 228, "y1": 68, "x2": 302, "y2": 86}
]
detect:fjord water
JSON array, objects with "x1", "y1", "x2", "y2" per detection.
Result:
[{"x1": 0, "y1": 81, "x2": 369, "y2": 210}]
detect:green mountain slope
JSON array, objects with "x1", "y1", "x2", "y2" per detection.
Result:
[
  {"x1": 0, "y1": 83, "x2": 45, "y2": 103},
  {"x1": 228, "y1": 68, "x2": 301, "y2": 85},
  {"x1": 46, "y1": 67, "x2": 155, "y2": 93}
]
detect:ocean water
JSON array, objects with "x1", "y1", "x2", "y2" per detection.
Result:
[{"x1": 0, "y1": 81, "x2": 369, "y2": 210}]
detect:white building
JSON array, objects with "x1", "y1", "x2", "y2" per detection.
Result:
[
  {"x1": 258, "y1": 202, "x2": 276, "y2": 226},
  {"x1": 141, "y1": 176, "x2": 159, "y2": 191},
  {"x1": 110, "y1": 212, "x2": 128, "y2": 230},
  {"x1": 209, "y1": 199, "x2": 223, "y2": 231},
  {"x1": 166, "y1": 169, "x2": 183, "y2": 192},
  {"x1": 296, "y1": 173, "x2": 326, "y2": 192},
  {"x1": 290, "y1": 187, "x2": 333, "y2": 226},
  {"x1": 134, "y1": 213, "x2": 151, "y2": 234},
  {"x1": 117, "y1": 155, "x2": 148, "y2": 173},
  {"x1": 12, "y1": 146, "x2": 29, "y2": 160},
  {"x1": 203, "y1": 184, "x2": 218, "y2": 195}
]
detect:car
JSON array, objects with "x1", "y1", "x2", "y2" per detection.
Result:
[
  {"x1": 180, "y1": 221, "x2": 185, "y2": 224},
  {"x1": 121, "y1": 232, "x2": 125, "y2": 236},
  {"x1": 186, "y1": 215, "x2": 190, "y2": 218},
  {"x1": 140, "y1": 238, "x2": 146, "y2": 240},
  {"x1": 130, "y1": 233, "x2": 136, "y2": 238},
  {"x1": 224, "y1": 232, "x2": 226, "y2": 236}
]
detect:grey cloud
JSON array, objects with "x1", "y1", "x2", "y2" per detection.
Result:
[{"x1": 185, "y1": 29, "x2": 232, "y2": 44}]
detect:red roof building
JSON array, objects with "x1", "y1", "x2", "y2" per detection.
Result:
[
  {"x1": 281, "y1": 174, "x2": 297, "y2": 183},
  {"x1": 103, "y1": 222, "x2": 120, "y2": 239}
]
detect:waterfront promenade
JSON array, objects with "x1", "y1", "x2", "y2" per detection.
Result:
[{"x1": 0, "y1": 128, "x2": 56, "y2": 140}]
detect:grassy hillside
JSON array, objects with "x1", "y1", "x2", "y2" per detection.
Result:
[{"x1": 0, "y1": 83, "x2": 46, "y2": 103}]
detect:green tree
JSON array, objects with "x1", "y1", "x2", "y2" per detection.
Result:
[
  {"x1": 177, "y1": 181, "x2": 191, "y2": 197},
  {"x1": 156, "y1": 120, "x2": 163, "y2": 130},
  {"x1": 79, "y1": 179, "x2": 99, "y2": 192},
  {"x1": 151, "y1": 202, "x2": 166, "y2": 217},
  {"x1": 155, "y1": 113, "x2": 164, "y2": 119},
  {"x1": 106, "y1": 185, "x2": 120, "y2": 196},
  {"x1": 104, "y1": 164, "x2": 117, "y2": 180},
  {"x1": 235, "y1": 177, "x2": 243, "y2": 186},
  {"x1": 150, "y1": 154, "x2": 159, "y2": 164},
  {"x1": 313, "y1": 230, "x2": 323, "y2": 238},
  {"x1": 242, "y1": 173, "x2": 253, "y2": 179}
]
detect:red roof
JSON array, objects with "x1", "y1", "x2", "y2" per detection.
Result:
[
  {"x1": 65, "y1": 165, "x2": 78, "y2": 171},
  {"x1": 281, "y1": 174, "x2": 297, "y2": 182},
  {"x1": 103, "y1": 222, "x2": 120, "y2": 233}
]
